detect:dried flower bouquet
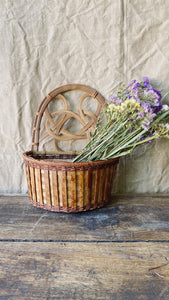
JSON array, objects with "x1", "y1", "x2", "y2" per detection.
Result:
[{"x1": 73, "y1": 77, "x2": 169, "y2": 162}]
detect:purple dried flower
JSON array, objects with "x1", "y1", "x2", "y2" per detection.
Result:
[
  {"x1": 143, "y1": 82, "x2": 153, "y2": 89},
  {"x1": 153, "y1": 104, "x2": 163, "y2": 113},
  {"x1": 137, "y1": 112, "x2": 145, "y2": 119},
  {"x1": 142, "y1": 102, "x2": 151, "y2": 113},
  {"x1": 127, "y1": 79, "x2": 136, "y2": 87},
  {"x1": 145, "y1": 121, "x2": 151, "y2": 127},
  {"x1": 146, "y1": 140, "x2": 152, "y2": 145},
  {"x1": 142, "y1": 77, "x2": 153, "y2": 89},
  {"x1": 108, "y1": 94, "x2": 117, "y2": 103},
  {"x1": 153, "y1": 89, "x2": 162, "y2": 101},
  {"x1": 116, "y1": 99, "x2": 123, "y2": 104},
  {"x1": 131, "y1": 83, "x2": 139, "y2": 90},
  {"x1": 142, "y1": 77, "x2": 149, "y2": 84}
]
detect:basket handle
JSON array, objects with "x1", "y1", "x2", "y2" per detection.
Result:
[{"x1": 31, "y1": 83, "x2": 107, "y2": 152}]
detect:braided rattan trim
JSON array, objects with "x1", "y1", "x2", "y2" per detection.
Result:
[
  {"x1": 23, "y1": 152, "x2": 119, "y2": 171},
  {"x1": 29, "y1": 198, "x2": 108, "y2": 213},
  {"x1": 24, "y1": 159, "x2": 118, "y2": 171}
]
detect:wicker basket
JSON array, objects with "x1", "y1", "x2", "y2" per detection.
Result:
[{"x1": 23, "y1": 84, "x2": 119, "y2": 212}]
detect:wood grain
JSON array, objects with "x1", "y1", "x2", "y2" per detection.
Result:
[
  {"x1": 0, "y1": 242, "x2": 168, "y2": 300},
  {"x1": 0, "y1": 195, "x2": 169, "y2": 241},
  {"x1": 0, "y1": 195, "x2": 169, "y2": 299}
]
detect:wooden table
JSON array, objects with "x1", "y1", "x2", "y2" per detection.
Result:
[{"x1": 0, "y1": 194, "x2": 169, "y2": 299}]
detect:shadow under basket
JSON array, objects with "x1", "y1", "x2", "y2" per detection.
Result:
[
  {"x1": 23, "y1": 152, "x2": 119, "y2": 213},
  {"x1": 23, "y1": 83, "x2": 119, "y2": 212}
]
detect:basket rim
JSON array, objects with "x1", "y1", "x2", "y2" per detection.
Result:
[{"x1": 23, "y1": 151, "x2": 119, "y2": 168}]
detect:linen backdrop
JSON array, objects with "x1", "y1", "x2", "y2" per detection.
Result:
[{"x1": 1, "y1": 0, "x2": 169, "y2": 193}]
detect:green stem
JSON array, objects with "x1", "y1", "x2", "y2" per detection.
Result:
[
  {"x1": 160, "y1": 91, "x2": 169, "y2": 103},
  {"x1": 73, "y1": 109, "x2": 169, "y2": 162},
  {"x1": 73, "y1": 118, "x2": 128, "y2": 162}
]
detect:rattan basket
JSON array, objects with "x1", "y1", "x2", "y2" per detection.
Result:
[{"x1": 23, "y1": 84, "x2": 119, "y2": 212}]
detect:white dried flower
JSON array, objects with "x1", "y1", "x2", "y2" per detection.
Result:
[{"x1": 162, "y1": 104, "x2": 169, "y2": 111}]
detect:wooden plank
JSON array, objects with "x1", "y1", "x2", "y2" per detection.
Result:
[
  {"x1": 0, "y1": 242, "x2": 168, "y2": 299},
  {"x1": 0, "y1": 195, "x2": 169, "y2": 241}
]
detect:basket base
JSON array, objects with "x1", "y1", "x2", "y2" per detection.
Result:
[{"x1": 29, "y1": 198, "x2": 109, "y2": 213}]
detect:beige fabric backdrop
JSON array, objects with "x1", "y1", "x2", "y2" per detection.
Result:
[{"x1": 0, "y1": 0, "x2": 169, "y2": 193}]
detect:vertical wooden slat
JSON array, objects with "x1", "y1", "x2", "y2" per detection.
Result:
[
  {"x1": 41, "y1": 169, "x2": 51, "y2": 206},
  {"x1": 76, "y1": 170, "x2": 84, "y2": 209},
  {"x1": 91, "y1": 170, "x2": 96, "y2": 207},
  {"x1": 87, "y1": 168, "x2": 92, "y2": 208},
  {"x1": 94, "y1": 169, "x2": 99, "y2": 207},
  {"x1": 83, "y1": 170, "x2": 88, "y2": 208},
  {"x1": 67, "y1": 171, "x2": 76, "y2": 210},
  {"x1": 67, "y1": 171, "x2": 71, "y2": 208},
  {"x1": 30, "y1": 167, "x2": 37, "y2": 203},
  {"x1": 97, "y1": 169, "x2": 104, "y2": 205},
  {"x1": 49, "y1": 170, "x2": 59, "y2": 208},
  {"x1": 97, "y1": 169, "x2": 101, "y2": 205},
  {"x1": 58, "y1": 170, "x2": 67, "y2": 210},
  {"x1": 35, "y1": 168, "x2": 43, "y2": 205},
  {"x1": 25, "y1": 165, "x2": 32, "y2": 200},
  {"x1": 71, "y1": 170, "x2": 77, "y2": 210}
]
